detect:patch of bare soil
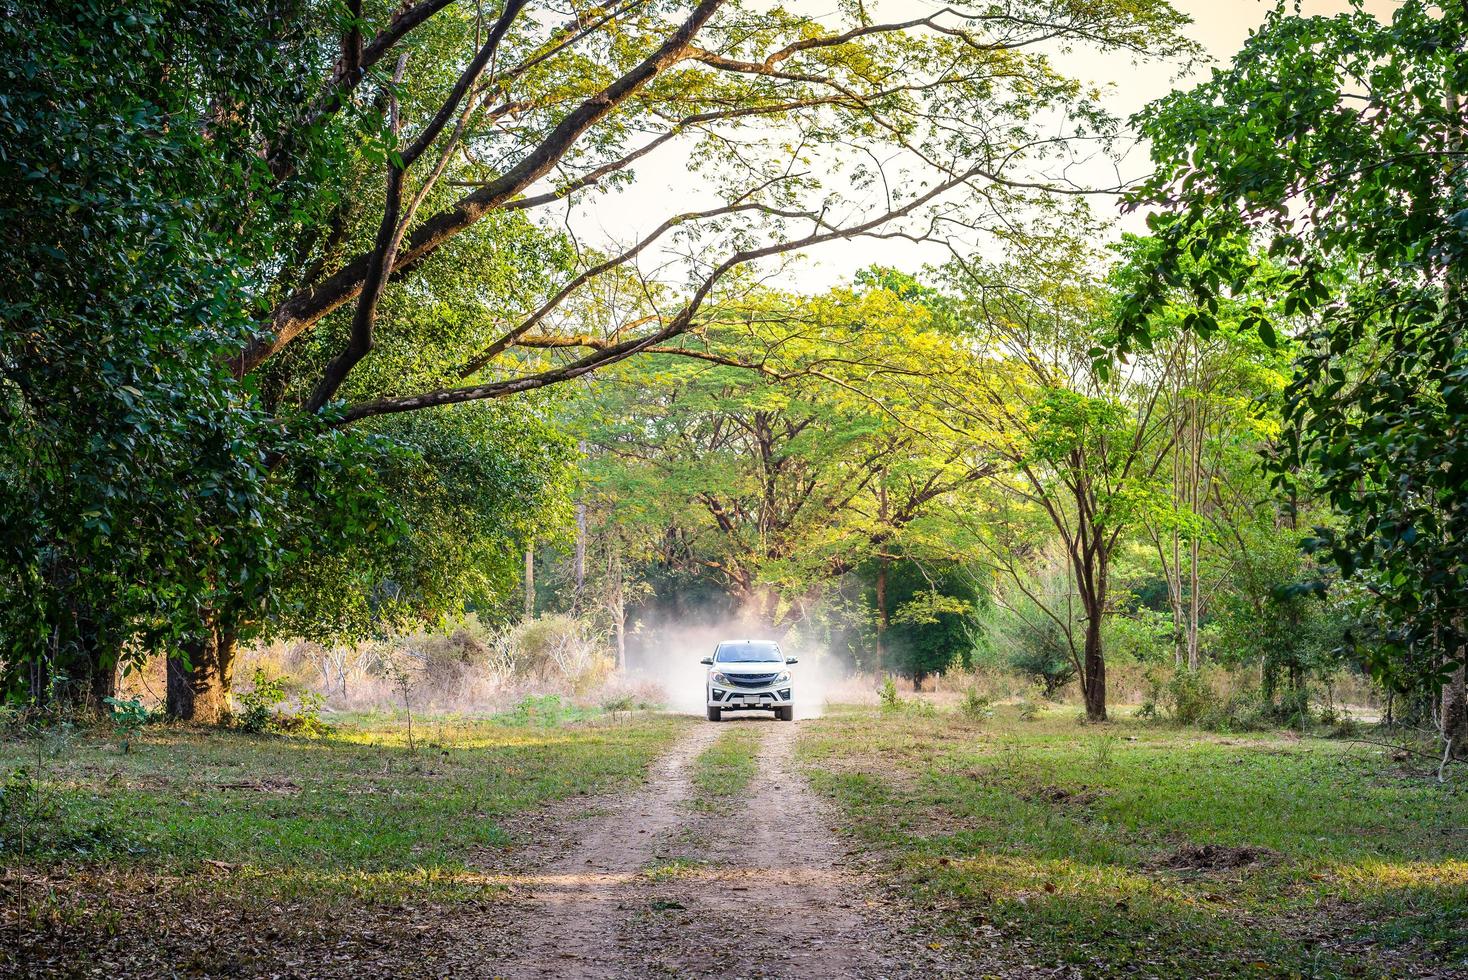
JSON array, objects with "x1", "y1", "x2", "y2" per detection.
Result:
[
  {"x1": 479, "y1": 720, "x2": 723, "y2": 978},
  {"x1": 1022, "y1": 784, "x2": 1105, "y2": 808},
  {"x1": 1155, "y1": 843, "x2": 1280, "y2": 871},
  {"x1": 214, "y1": 776, "x2": 302, "y2": 794}
]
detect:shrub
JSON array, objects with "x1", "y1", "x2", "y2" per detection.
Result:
[
  {"x1": 512, "y1": 694, "x2": 565, "y2": 726},
  {"x1": 1017, "y1": 693, "x2": 1042, "y2": 721},
  {"x1": 959, "y1": 688, "x2": 994, "y2": 721},
  {"x1": 878, "y1": 676, "x2": 903, "y2": 711},
  {"x1": 102, "y1": 696, "x2": 150, "y2": 753},
  {"x1": 492, "y1": 616, "x2": 612, "y2": 693},
  {"x1": 1165, "y1": 669, "x2": 1215, "y2": 726},
  {"x1": 600, "y1": 693, "x2": 636, "y2": 717},
  {"x1": 236, "y1": 668, "x2": 329, "y2": 737},
  {"x1": 905, "y1": 698, "x2": 938, "y2": 719},
  {"x1": 1008, "y1": 620, "x2": 1077, "y2": 698}
]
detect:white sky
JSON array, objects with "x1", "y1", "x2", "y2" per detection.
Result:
[{"x1": 556, "y1": 0, "x2": 1398, "y2": 290}]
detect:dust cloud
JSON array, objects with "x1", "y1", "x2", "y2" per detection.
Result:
[{"x1": 626, "y1": 619, "x2": 846, "y2": 719}]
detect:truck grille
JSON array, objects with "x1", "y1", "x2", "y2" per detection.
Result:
[{"x1": 727, "y1": 673, "x2": 779, "y2": 688}]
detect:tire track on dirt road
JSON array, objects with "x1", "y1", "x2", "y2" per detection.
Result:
[
  {"x1": 484, "y1": 720, "x2": 721, "y2": 979},
  {"x1": 489, "y1": 716, "x2": 995, "y2": 979},
  {"x1": 621, "y1": 718, "x2": 947, "y2": 979}
]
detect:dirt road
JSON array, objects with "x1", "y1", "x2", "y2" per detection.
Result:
[{"x1": 486, "y1": 717, "x2": 963, "y2": 979}]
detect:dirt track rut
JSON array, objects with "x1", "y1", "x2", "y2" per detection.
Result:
[{"x1": 487, "y1": 717, "x2": 959, "y2": 979}]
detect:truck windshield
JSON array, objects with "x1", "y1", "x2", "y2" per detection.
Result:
[{"x1": 715, "y1": 641, "x2": 782, "y2": 663}]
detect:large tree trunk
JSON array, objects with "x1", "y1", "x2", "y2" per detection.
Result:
[
  {"x1": 1443, "y1": 654, "x2": 1467, "y2": 757},
  {"x1": 166, "y1": 621, "x2": 236, "y2": 724}
]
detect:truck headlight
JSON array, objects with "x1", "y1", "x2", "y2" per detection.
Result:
[
  {"x1": 711, "y1": 672, "x2": 731, "y2": 685},
  {"x1": 775, "y1": 671, "x2": 791, "y2": 683}
]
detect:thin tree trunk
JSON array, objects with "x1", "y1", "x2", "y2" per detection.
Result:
[
  {"x1": 611, "y1": 541, "x2": 626, "y2": 672},
  {"x1": 524, "y1": 542, "x2": 535, "y2": 621},
  {"x1": 574, "y1": 440, "x2": 587, "y2": 602},
  {"x1": 1186, "y1": 385, "x2": 1202, "y2": 670},
  {"x1": 874, "y1": 554, "x2": 889, "y2": 675},
  {"x1": 1077, "y1": 556, "x2": 1108, "y2": 722},
  {"x1": 574, "y1": 512, "x2": 586, "y2": 594},
  {"x1": 1082, "y1": 607, "x2": 1107, "y2": 722}
]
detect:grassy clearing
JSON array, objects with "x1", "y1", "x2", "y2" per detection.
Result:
[
  {"x1": 0, "y1": 710, "x2": 691, "y2": 975},
  {"x1": 2, "y1": 710, "x2": 688, "y2": 897},
  {"x1": 798, "y1": 704, "x2": 1468, "y2": 980}
]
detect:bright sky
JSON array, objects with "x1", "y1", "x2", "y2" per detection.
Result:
[{"x1": 560, "y1": 0, "x2": 1398, "y2": 290}]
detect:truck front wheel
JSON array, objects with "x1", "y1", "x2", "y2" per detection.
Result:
[
  {"x1": 776, "y1": 706, "x2": 794, "y2": 722},
  {"x1": 706, "y1": 706, "x2": 722, "y2": 722}
]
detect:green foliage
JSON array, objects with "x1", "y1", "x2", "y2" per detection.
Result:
[
  {"x1": 235, "y1": 668, "x2": 328, "y2": 737},
  {"x1": 102, "y1": 696, "x2": 151, "y2": 753},
  {"x1": 0, "y1": 766, "x2": 54, "y2": 857},
  {"x1": 0, "y1": 0, "x2": 327, "y2": 697},
  {"x1": 878, "y1": 676, "x2": 902, "y2": 711},
  {"x1": 1123, "y1": 0, "x2": 1468, "y2": 693},
  {"x1": 1007, "y1": 620, "x2": 1078, "y2": 699},
  {"x1": 270, "y1": 404, "x2": 574, "y2": 645},
  {"x1": 880, "y1": 561, "x2": 985, "y2": 684},
  {"x1": 1211, "y1": 527, "x2": 1352, "y2": 700},
  {"x1": 1016, "y1": 692, "x2": 1043, "y2": 722},
  {"x1": 511, "y1": 694, "x2": 566, "y2": 727},
  {"x1": 0, "y1": 1, "x2": 577, "y2": 714},
  {"x1": 959, "y1": 689, "x2": 994, "y2": 721},
  {"x1": 1161, "y1": 669, "x2": 1214, "y2": 727}
]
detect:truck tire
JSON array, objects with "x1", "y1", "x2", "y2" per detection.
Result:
[
  {"x1": 777, "y1": 705, "x2": 794, "y2": 722},
  {"x1": 706, "y1": 706, "x2": 722, "y2": 722}
]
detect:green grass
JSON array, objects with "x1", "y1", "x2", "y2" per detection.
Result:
[
  {"x1": 0, "y1": 710, "x2": 691, "y2": 907},
  {"x1": 798, "y1": 704, "x2": 1468, "y2": 980},
  {"x1": 691, "y1": 723, "x2": 762, "y2": 809}
]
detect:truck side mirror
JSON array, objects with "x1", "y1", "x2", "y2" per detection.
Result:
[
  {"x1": 786, "y1": 657, "x2": 799, "y2": 665},
  {"x1": 700, "y1": 657, "x2": 713, "y2": 665}
]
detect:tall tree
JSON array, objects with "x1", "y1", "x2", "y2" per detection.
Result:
[
  {"x1": 937, "y1": 230, "x2": 1184, "y2": 720},
  {"x1": 1121, "y1": 0, "x2": 1468, "y2": 749},
  {"x1": 577, "y1": 284, "x2": 989, "y2": 631},
  {"x1": 2, "y1": 0, "x2": 1195, "y2": 718}
]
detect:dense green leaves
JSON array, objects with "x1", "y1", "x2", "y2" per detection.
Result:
[{"x1": 1123, "y1": 0, "x2": 1468, "y2": 694}]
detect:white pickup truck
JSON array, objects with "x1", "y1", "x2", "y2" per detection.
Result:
[{"x1": 700, "y1": 639, "x2": 797, "y2": 722}]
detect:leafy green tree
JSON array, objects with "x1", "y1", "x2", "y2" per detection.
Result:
[
  {"x1": 936, "y1": 230, "x2": 1185, "y2": 720},
  {"x1": 1122, "y1": 0, "x2": 1468, "y2": 748},
  {"x1": 1211, "y1": 527, "x2": 1351, "y2": 721},
  {"x1": 575, "y1": 284, "x2": 987, "y2": 636},
  {"x1": 2, "y1": 0, "x2": 1195, "y2": 719},
  {"x1": 875, "y1": 559, "x2": 984, "y2": 688},
  {"x1": 0, "y1": 0, "x2": 336, "y2": 712}
]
